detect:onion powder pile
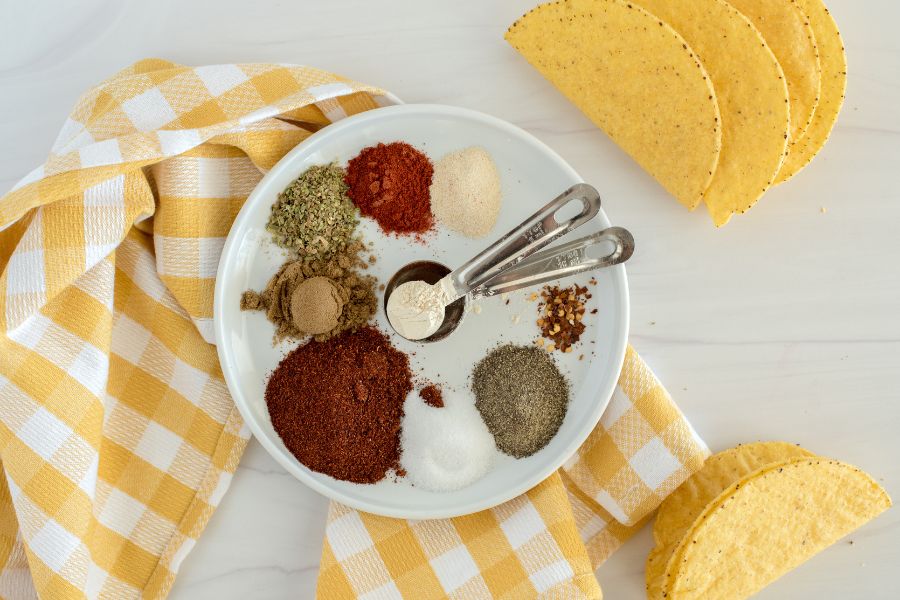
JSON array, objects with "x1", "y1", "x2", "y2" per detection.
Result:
[{"x1": 430, "y1": 146, "x2": 502, "y2": 238}]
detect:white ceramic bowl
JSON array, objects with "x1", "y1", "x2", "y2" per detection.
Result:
[{"x1": 214, "y1": 104, "x2": 629, "y2": 519}]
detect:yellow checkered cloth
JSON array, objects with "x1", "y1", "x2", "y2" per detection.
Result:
[
  {"x1": 318, "y1": 347, "x2": 709, "y2": 598},
  {"x1": 0, "y1": 59, "x2": 391, "y2": 599},
  {"x1": 0, "y1": 59, "x2": 709, "y2": 599}
]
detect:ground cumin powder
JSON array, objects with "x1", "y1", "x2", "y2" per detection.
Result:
[{"x1": 241, "y1": 240, "x2": 377, "y2": 342}]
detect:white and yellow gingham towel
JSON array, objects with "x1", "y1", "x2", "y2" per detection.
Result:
[
  {"x1": 0, "y1": 59, "x2": 708, "y2": 599},
  {"x1": 0, "y1": 59, "x2": 392, "y2": 599}
]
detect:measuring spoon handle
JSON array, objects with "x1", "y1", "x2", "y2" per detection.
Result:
[
  {"x1": 440, "y1": 183, "x2": 601, "y2": 301},
  {"x1": 473, "y1": 226, "x2": 634, "y2": 297}
]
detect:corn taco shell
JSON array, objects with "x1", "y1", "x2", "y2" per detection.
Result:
[
  {"x1": 663, "y1": 457, "x2": 891, "y2": 599},
  {"x1": 632, "y1": 0, "x2": 790, "y2": 226},
  {"x1": 505, "y1": 0, "x2": 721, "y2": 210},
  {"x1": 775, "y1": 0, "x2": 847, "y2": 183},
  {"x1": 646, "y1": 442, "x2": 814, "y2": 599},
  {"x1": 726, "y1": 0, "x2": 822, "y2": 143}
]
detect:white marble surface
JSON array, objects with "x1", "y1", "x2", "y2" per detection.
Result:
[{"x1": 1, "y1": 1, "x2": 898, "y2": 598}]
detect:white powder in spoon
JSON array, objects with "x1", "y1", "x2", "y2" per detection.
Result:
[
  {"x1": 401, "y1": 390, "x2": 495, "y2": 492},
  {"x1": 386, "y1": 280, "x2": 450, "y2": 340},
  {"x1": 430, "y1": 146, "x2": 502, "y2": 238}
]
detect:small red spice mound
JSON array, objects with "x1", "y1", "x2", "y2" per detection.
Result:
[
  {"x1": 537, "y1": 284, "x2": 591, "y2": 352},
  {"x1": 419, "y1": 384, "x2": 444, "y2": 408},
  {"x1": 345, "y1": 142, "x2": 434, "y2": 234},
  {"x1": 265, "y1": 326, "x2": 412, "y2": 484}
]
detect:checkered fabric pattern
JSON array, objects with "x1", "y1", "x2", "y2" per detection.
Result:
[
  {"x1": 319, "y1": 474, "x2": 602, "y2": 599},
  {"x1": 0, "y1": 59, "x2": 392, "y2": 599},
  {"x1": 318, "y1": 347, "x2": 709, "y2": 598}
]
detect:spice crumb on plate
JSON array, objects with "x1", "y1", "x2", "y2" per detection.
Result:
[{"x1": 420, "y1": 384, "x2": 444, "y2": 408}]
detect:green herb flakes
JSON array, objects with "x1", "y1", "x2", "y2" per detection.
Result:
[{"x1": 267, "y1": 164, "x2": 358, "y2": 259}]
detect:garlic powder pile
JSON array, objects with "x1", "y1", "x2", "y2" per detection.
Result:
[{"x1": 430, "y1": 146, "x2": 502, "y2": 238}]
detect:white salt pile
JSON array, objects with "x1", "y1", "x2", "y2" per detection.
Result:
[
  {"x1": 430, "y1": 146, "x2": 502, "y2": 238},
  {"x1": 400, "y1": 389, "x2": 496, "y2": 492}
]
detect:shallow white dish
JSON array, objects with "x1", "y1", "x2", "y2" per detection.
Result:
[{"x1": 214, "y1": 104, "x2": 629, "y2": 519}]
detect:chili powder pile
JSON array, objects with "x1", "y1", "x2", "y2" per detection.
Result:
[
  {"x1": 345, "y1": 142, "x2": 434, "y2": 235},
  {"x1": 265, "y1": 326, "x2": 413, "y2": 484}
]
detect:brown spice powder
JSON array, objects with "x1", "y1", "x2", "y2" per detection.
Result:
[{"x1": 241, "y1": 239, "x2": 377, "y2": 342}]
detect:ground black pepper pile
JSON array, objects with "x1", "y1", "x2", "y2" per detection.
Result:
[
  {"x1": 471, "y1": 344, "x2": 570, "y2": 458},
  {"x1": 265, "y1": 326, "x2": 412, "y2": 483}
]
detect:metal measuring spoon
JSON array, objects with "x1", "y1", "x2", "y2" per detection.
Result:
[
  {"x1": 471, "y1": 226, "x2": 634, "y2": 297},
  {"x1": 385, "y1": 184, "x2": 632, "y2": 341}
]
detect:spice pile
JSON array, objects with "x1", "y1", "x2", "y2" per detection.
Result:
[
  {"x1": 472, "y1": 344, "x2": 570, "y2": 458},
  {"x1": 345, "y1": 142, "x2": 434, "y2": 235},
  {"x1": 419, "y1": 384, "x2": 443, "y2": 408},
  {"x1": 535, "y1": 283, "x2": 591, "y2": 352},
  {"x1": 245, "y1": 139, "x2": 600, "y2": 491},
  {"x1": 267, "y1": 163, "x2": 357, "y2": 259},
  {"x1": 401, "y1": 389, "x2": 495, "y2": 492},
  {"x1": 241, "y1": 240, "x2": 377, "y2": 341},
  {"x1": 385, "y1": 279, "x2": 450, "y2": 341},
  {"x1": 430, "y1": 146, "x2": 502, "y2": 238},
  {"x1": 265, "y1": 326, "x2": 412, "y2": 484}
]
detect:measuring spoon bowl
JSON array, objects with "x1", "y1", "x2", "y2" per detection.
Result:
[{"x1": 383, "y1": 261, "x2": 467, "y2": 342}]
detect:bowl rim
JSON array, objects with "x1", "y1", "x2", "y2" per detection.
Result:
[{"x1": 213, "y1": 103, "x2": 630, "y2": 519}]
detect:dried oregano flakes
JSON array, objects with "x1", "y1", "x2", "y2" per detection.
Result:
[{"x1": 267, "y1": 163, "x2": 359, "y2": 259}]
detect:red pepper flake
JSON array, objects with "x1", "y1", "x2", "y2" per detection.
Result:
[
  {"x1": 420, "y1": 384, "x2": 444, "y2": 408},
  {"x1": 345, "y1": 142, "x2": 434, "y2": 235},
  {"x1": 264, "y1": 326, "x2": 412, "y2": 484},
  {"x1": 535, "y1": 284, "x2": 590, "y2": 352}
]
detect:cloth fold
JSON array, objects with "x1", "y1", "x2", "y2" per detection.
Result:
[{"x1": 0, "y1": 60, "x2": 708, "y2": 600}]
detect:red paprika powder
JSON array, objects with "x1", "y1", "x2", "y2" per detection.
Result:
[
  {"x1": 265, "y1": 326, "x2": 413, "y2": 484},
  {"x1": 345, "y1": 142, "x2": 434, "y2": 234}
]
